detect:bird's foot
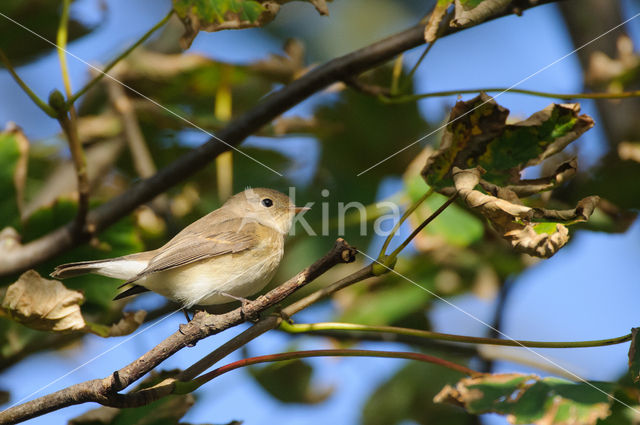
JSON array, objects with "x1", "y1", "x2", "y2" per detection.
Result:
[{"x1": 216, "y1": 292, "x2": 253, "y2": 320}]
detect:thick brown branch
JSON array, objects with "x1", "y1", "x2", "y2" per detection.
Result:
[
  {"x1": 0, "y1": 239, "x2": 357, "y2": 424},
  {"x1": 0, "y1": 0, "x2": 562, "y2": 277}
]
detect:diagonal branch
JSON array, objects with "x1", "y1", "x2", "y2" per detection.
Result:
[
  {"x1": 0, "y1": 239, "x2": 357, "y2": 424},
  {"x1": 0, "y1": 0, "x2": 562, "y2": 277}
]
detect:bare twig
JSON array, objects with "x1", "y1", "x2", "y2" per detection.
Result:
[{"x1": 0, "y1": 0, "x2": 561, "y2": 277}]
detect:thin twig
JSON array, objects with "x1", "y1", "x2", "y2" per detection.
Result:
[
  {"x1": 0, "y1": 239, "x2": 357, "y2": 423},
  {"x1": 279, "y1": 321, "x2": 633, "y2": 349},
  {"x1": 184, "y1": 348, "x2": 480, "y2": 392},
  {"x1": 0, "y1": 49, "x2": 56, "y2": 117},
  {"x1": 0, "y1": 0, "x2": 561, "y2": 277},
  {"x1": 67, "y1": 9, "x2": 174, "y2": 105},
  {"x1": 381, "y1": 87, "x2": 640, "y2": 103},
  {"x1": 56, "y1": 0, "x2": 89, "y2": 229}
]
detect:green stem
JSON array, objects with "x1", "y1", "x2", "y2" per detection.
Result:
[
  {"x1": 67, "y1": 9, "x2": 174, "y2": 105},
  {"x1": 390, "y1": 53, "x2": 404, "y2": 96},
  {"x1": 379, "y1": 188, "x2": 433, "y2": 257},
  {"x1": 179, "y1": 348, "x2": 479, "y2": 393},
  {"x1": 0, "y1": 50, "x2": 57, "y2": 117},
  {"x1": 57, "y1": 0, "x2": 89, "y2": 227},
  {"x1": 280, "y1": 321, "x2": 632, "y2": 349},
  {"x1": 380, "y1": 87, "x2": 640, "y2": 104},
  {"x1": 387, "y1": 192, "x2": 457, "y2": 261},
  {"x1": 57, "y1": 0, "x2": 73, "y2": 100},
  {"x1": 400, "y1": 41, "x2": 436, "y2": 92}
]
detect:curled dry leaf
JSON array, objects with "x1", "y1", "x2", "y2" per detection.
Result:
[
  {"x1": 434, "y1": 373, "x2": 613, "y2": 425},
  {"x1": 1, "y1": 270, "x2": 147, "y2": 337},
  {"x1": 86, "y1": 310, "x2": 147, "y2": 337},
  {"x1": 172, "y1": 0, "x2": 330, "y2": 49},
  {"x1": 451, "y1": 0, "x2": 511, "y2": 29},
  {"x1": 425, "y1": 0, "x2": 510, "y2": 42},
  {"x1": 2, "y1": 270, "x2": 86, "y2": 332},
  {"x1": 452, "y1": 167, "x2": 598, "y2": 258}
]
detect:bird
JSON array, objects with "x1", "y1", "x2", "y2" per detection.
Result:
[{"x1": 51, "y1": 188, "x2": 307, "y2": 309}]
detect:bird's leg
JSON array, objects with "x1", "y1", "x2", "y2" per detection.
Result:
[
  {"x1": 182, "y1": 308, "x2": 192, "y2": 322},
  {"x1": 179, "y1": 308, "x2": 197, "y2": 347},
  {"x1": 216, "y1": 291, "x2": 252, "y2": 319}
]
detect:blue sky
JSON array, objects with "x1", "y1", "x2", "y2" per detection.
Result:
[{"x1": 1, "y1": 1, "x2": 640, "y2": 424}]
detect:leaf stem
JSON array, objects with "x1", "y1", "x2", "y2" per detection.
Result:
[
  {"x1": 57, "y1": 0, "x2": 73, "y2": 101},
  {"x1": 0, "y1": 50, "x2": 57, "y2": 117},
  {"x1": 400, "y1": 40, "x2": 436, "y2": 92},
  {"x1": 387, "y1": 192, "x2": 457, "y2": 261},
  {"x1": 379, "y1": 188, "x2": 433, "y2": 257},
  {"x1": 280, "y1": 321, "x2": 632, "y2": 349},
  {"x1": 180, "y1": 348, "x2": 479, "y2": 393},
  {"x1": 57, "y1": 0, "x2": 89, "y2": 228},
  {"x1": 380, "y1": 87, "x2": 640, "y2": 103},
  {"x1": 67, "y1": 9, "x2": 174, "y2": 105}
]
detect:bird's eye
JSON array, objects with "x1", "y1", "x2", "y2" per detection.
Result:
[{"x1": 261, "y1": 198, "x2": 273, "y2": 207}]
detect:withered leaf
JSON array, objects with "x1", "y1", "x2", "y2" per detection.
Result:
[
  {"x1": 2, "y1": 270, "x2": 86, "y2": 332},
  {"x1": 424, "y1": 0, "x2": 511, "y2": 42},
  {"x1": 434, "y1": 373, "x2": 613, "y2": 425},
  {"x1": 451, "y1": 0, "x2": 511, "y2": 29},
  {"x1": 172, "y1": 0, "x2": 329, "y2": 49},
  {"x1": 86, "y1": 310, "x2": 147, "y2": 338},
  {"x1": 452, "y1": 167, "x2": 598, "y2": 258},
  {"x1": 421, "y1": 94, "x2": 594, "y2": 190}
]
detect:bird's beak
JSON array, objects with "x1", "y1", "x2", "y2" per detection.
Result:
[{"x1": 292, "y1": 206, "x2": 311, "y2": 213}]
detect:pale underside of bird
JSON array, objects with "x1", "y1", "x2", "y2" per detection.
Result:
[{"x1": 51, "y1": 188, "x2": 300, "y2": 308}]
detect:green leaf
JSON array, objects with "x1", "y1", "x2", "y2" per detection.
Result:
[
  {"x1": 421, "y1": 94, "x2": 594, "y2": 190},
  {"x1": 0, "y1": 126, "x2": 28, "y2": 227},
  {"x1": 249, "y1": 358, "x2": 332, "y2": 404},
  {"x1": 435, "y1": 373, "x2": 615, "y2": 425},
  {"x1": 362, "y1": 361, "x2": 472, "y2": 425},
  {"x1": 0, "y1": 1, "x2": 94, "y2": 65},
  {"x1": 172, "y1": 0, "x2": 329, "y2": 48},
  {"x1": 405, "y1": 174, "x2": 483, "y2": 248},
  {"x1": 18, "y1": 199, "x2": 144, "y2": 313}
]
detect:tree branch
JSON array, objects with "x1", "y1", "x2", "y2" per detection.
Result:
[
  {"x1": 0, "y1": 239, "x2": 357, "y2": 424},
  {"x1": 0, "y1": 0, "x2": 562, "y2": 277}
]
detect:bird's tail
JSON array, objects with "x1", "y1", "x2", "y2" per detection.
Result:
[{"x1": 51, "y1": 256, "x2": 147, "y2": 280}]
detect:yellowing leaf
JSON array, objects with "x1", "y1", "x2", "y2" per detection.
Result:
[
  {"x1": 421, "y1": 94, "x2": 594, "y2": 190},
  {"x1": 172, "y1": 0, "x2": 329, "y2": 48},
  {"x1": 2, "y1": 270, "x2": 86, "y2": 332},
  {"x1": 434, "y1": 373, "x2": 614, "y2": 425}
]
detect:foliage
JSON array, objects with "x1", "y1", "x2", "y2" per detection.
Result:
[{"x1": 0, "y1": 0, "x2": 638, "y2": 424}]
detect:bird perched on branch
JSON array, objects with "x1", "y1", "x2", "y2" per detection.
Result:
[{"x1": 52, "y1": 188, "x2": 307, "y2": 310}]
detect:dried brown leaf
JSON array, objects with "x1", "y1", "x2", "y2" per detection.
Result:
[
  {"x1": 451, "y1": 0, "x2": 511, "y2": 28},
  {"x1": 452, "y1": 167, "x2": 597, "y2": 258},
  {"x1": 2, "y1": 270, "x2": 86, "y2": 332},
  {"x1": 87, "y1": 311, "x2": 147, "y2": 337}
]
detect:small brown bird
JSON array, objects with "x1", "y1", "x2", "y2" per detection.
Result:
[{"x1": 52, "y1": 188, "x2": 306, "y2": 308}]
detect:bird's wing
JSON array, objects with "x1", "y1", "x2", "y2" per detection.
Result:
[{"x1": 122, "y1": 218, "x2": 259, "y2": 285}]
